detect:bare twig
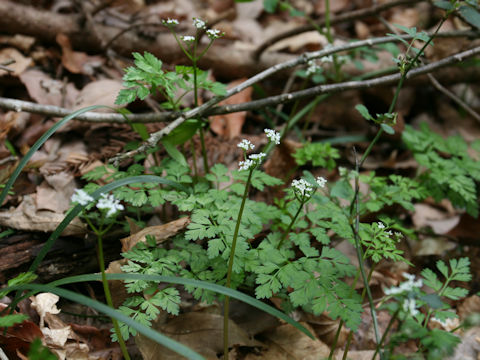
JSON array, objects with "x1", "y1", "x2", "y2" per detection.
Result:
[
  {"x1": 428, "y1": 73, "x2": 480, "y2": 124},
  {"x1": 109, "y1": 45, "x2": 480, "y2": 165},
  {"x1": 254, "y1": 0, "x2": 425, "y2": 59},
  {"x1": 0, "y1": 33, "x2": 477, "y2": 123}
]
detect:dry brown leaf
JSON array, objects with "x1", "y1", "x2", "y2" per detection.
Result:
[
  {"x1": 245, "y1": 322, "x2": 328, "y2": 360},
  {"x1": 136, "y1": 312, "x2": 261, "y2": 360},
  {"x1": 0, "y1": 47, "x2": 32, "y2": 76},
  {"x1": 0, "y1": 194, "x2": 85, "y2": 236},
  {"x1": 0, "y1": 304, "x2": 43, "y2": 359},
  {"x1": 120, "y1": 217, "x2": 190, "y2": 252},
  {"x1": 335, "y1": 350, "x2": 378, "y2": 360},
  {"x1": 36, "y1": 171, "x2": 76, "y2": 213},
  {"x1": 19, "y1": 69, "x2": 79, "y2": 108},
  {"x1": 458, "y1": 296, "x2": 480, "y2": 321},
  {"x1": 210, "y1": 78, "x2": 252, "y2": 139},
  {"x1": 0, "y1": 34, "x2": 35, "y2": 52},
  {"x1": 56, "y1": 33, "x2": 104, "y2": 75},
  {"x1": 73, "y1": 79, "x2": 124, "y2": 111},
  {"x1": 412, "y1": 203, "x2": 459, "y2": 235}
]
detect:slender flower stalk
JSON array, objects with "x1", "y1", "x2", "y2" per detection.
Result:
[{"x1": 71, "y1": 191, "x2": 130, "y2": 360}]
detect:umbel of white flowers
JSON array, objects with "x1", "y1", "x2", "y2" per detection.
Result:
[
  {"x1": 71, "y1": 190, "x2": 124, "y2": 217},
  {"x1": 236, "y1": 129, "x2": 280, "y2": 171}
]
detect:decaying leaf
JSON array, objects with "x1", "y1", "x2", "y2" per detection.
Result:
[
  {"x1": 0, "y1": 194, "x2": 86, "y2": 236},
  {"x1": 136, "y1": 312, "x2": 262, "y2": 360}
]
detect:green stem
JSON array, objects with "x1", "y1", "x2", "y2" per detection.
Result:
[
  {"x1": 372, "y1": 309, "x2": 400, "y2": 360},
  {"x1": 96, "y1": 232, "x2": 131, "y2": 360},
  {"x1": 352, "y1": 152, "x2": 383, "y2": 359},
  {"x1": 328, "y1": 319, "x2": 344, "y2": 360},
  {"x1": 223, "y1": 167, "x2": 254, "y2": 357},
  {"x1": 277, "y1": 198, "x2": 306, "y2": 249}
]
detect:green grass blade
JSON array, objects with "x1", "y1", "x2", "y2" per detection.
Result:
[
  {"x1": 0, "y1": 105, "x2": 105, "y2": 205},
  {"x1": 49, "y1": 273, "x2": 315, "y2": 339},
  {"x1": 28, "y1": 175, "x2": 188, "y2": 273},
  {"x1": 4, "y1": 283, "x2": 204, "y2": 360}
]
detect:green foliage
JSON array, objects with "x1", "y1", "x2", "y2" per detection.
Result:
[
  {"x1": 28, "y1": 338, "x2": 57, "y2": 360},
  {"x1": 115, "y1": 52, "x2": 226, "y2": 109},
  {"x1": 403, "y1": 123, "x2": 480, "y2": 216},
  {"x1": 293, "y1": 142, "x2": 340, "y2": 169}
]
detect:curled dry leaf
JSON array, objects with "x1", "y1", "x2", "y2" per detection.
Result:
[
  {"x1": 19, "y1": 69, "x2": 79, "y2": 108},
  {"x1": 0, "y1": 47, "x2": 32, "y2": 76},
  {"x1": 136, "y1": 312, "x2": 261, "y2": 360},
  {"x1": 56, "y1": 33, "x2": 104, "y2": 75},
  {"x1": 0, "y1": 194, "x2": 86, "y2": 236}
]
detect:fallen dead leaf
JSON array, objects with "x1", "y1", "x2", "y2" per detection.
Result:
[
  {"x1": 136, "y1": 312, "x2": 262, "y2": 360},
  {"x1": 36, "y1": 171, "x2": 76, "y2": 213},
  {"x1": 73, "y1": 79, "x2": 124, "y2": 111},
  {"x1": 0, "y1": 47, "x2": 32, "y2": 76},
  {"x1": 0, "y1": 34, "x2": 35, "y2": 52},
  {"x1": 245, "y1": 322, "x2": 328, "y2": 360},
  {"x1": 412, "y1": 203, "x2": 459, "y2": 235},
  {"x1": 0, "y1": 194, "x2": 86, "y2": 236},
  {"x1": 120, "y1": 217, "x2": 190, "y2": 252},
  {"x1": 56, "y1": 33, "x2": 104, "y2": 75},
  {"x1": 19, "y1": 69, "x2": 79, "y2": 108}
]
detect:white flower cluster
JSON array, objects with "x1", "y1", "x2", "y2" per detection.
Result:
[
  {"x1": 402, "y1": 298, "x2": 419, "y2": 317},
  {"x1": 264, "y1": 128, "x2": 280, "y2": 145},
  {"x1": 71, "y1": 189, "x2": 94, "y2": 205},
  {"x1": 316, "y1": 176, "x2": 327, "y2": 188},
  {"x1": 292, "y1": 177, "x2": 328, "y2": 197},
  {"x1": 71, "y1": 189, "x2": 124, "y2": 218},
  {"x1": 96, "y1": 193, "x2": 124, "y2": 217},
  {"x1": 292, "y1": 178, "x2": 313, "y2": 196},
  {"x1": 377, "y1": 222, "x2": 385, "y2": 229},
  {"x1": 181, "y1": 35, "x2": 195, "y2": 42},
  {"x1": 163, "y1": 18, "x2": 179, "y2": 26},
  {"x1": 206, "y1": 29, "x2": 222, "y2": 40},
  {"x1": 238, "y1": 152, "x2": 266, "y2": 171},
  {"x1": 237, "y1": 139, "x2": 255, "y2": 151},
  {"x1": 306, "y1": 60, "x2": 320, "y2": 76},
  {"x1": 193, "y1": 17, "x2": 206, "y2": 29},
  {"x1": 239, "y1": 159, "x2": 254, "y2": 171},
  {"x1": 384, "y1": 272, "x2": 423, "y2": 296}
]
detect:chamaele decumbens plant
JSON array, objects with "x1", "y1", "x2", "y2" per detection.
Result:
[{"x1": 1, "y1": 2, "x2": 480, "y2": 359}]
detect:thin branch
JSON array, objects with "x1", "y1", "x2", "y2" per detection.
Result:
[
  {"x1": 427, "y1": 73, "x2": 480, "y2": 124},
  {"x1": 208, "y1": 45, "x2": 480, "y2": 115},
  {"x1": 109, "y1": 45, "x2": 480, "y2": 165},
  {"x1": 254, "y1": 0, "x2": 425, "y2": 59},
  {"x1": 0, "y1": 30, "x2": 477, "y2": 124}
]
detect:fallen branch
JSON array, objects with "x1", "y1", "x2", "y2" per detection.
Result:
[
  {"x1": 0, "y1": 30, "x2": 476, "y2": 123},
  {"x1": 253, "y1": 0, "x2": 425, "y2": 59},
  {"x1": 109, "y1": 45, "x2": 480, "y2": 165}
]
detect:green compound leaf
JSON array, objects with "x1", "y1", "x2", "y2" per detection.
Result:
[{"x1": 459, "y1": 5, "x2": 480, "y2": 29}]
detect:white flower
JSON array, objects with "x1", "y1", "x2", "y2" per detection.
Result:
[
  {"x1": 71, "y1": 189, "x2": 94, "y2": 206},
  {"x1": 249, "y1": 152, "x2": 266, "y2": 161},
  {"x1": 402, "y1": 298, "x2": 419, "y2": 316},
  {"x1": 386, "y1": 230, "x2": 393, "y2": 236},
  {"x1": 292, "y1": 179, "x2": 313, "y2": 197},
  {"x1": 384, "y1": 273, "x2": 423, "y2": 296},
  {"x1": 306, "y1": 60, "x2": 320, "y2": 76},
  {"x1": 237, "y1": 139, "x2": 255, "y2": 151},
  {"x1": 264, "y1": 128, "x2": 280, "y2": 145},
  {"x1": 377, "y1": 222, "x2": 385, "y2": 229},
  {"x1": 96, "y1": 193, "x2": 124, "y2": 217},
  {"x1": 181, "y1": 35, "x2": 195, "y2": 42},
  {"x1": 320, "y1": 55, "x2": 333, "y2": 63},
  {"x1": 206, "y1": 29, "x2": 222, "y2": 39},
  {"x1": 316, "y1": 176, "x2": 327, "y2": 188},
  {"x1": 163, "y1": 18, "x2": 179, "y2": 26},
  {"x1": 193, "y1": 17, "x2": 206, "y2": 29},
  {"x1": 239, "y1": 159, "x2": 254, "y2": 171}
]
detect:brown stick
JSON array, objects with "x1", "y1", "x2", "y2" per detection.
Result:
[{"x1": 253, "y1": 0, "x2": 425, "y2": 59}]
